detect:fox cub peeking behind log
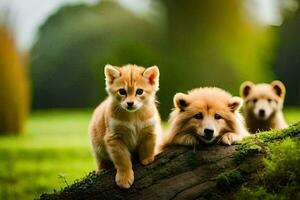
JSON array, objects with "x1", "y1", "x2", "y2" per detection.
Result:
[
  {"x1": 240, "y1": 80, "x2": 288, "y2": 133},
  {"x1": 161, "y1": 87, "x2": 249, "y2": 149},
  {"x1": 89, "y1": 64, "x2": 161, "y2": 189}
]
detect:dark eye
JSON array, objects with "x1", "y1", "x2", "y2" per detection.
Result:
[
  {"x1": 136, "y1": 89, "x2": 143, "y2": 95},
  {"x1": 194, "y1": 113, "x2": 203, "y2": 120},
  {"x1": 268, "y1": 99, "x2": 272, "y2": 103},
  {"x1": 253, "y1": 98, "x2": 257, "y2": 103},
  {"x1": 214, "y1": 114, "x2": 222, "y2": 120},
  {"x1": 118, "y1": 89, "x2": 127, "y2": 96}
]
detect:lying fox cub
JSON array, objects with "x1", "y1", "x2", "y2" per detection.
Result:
[
  {"x1": 89, "y1": 64, "x2": 161, "y2": 189},
  {"x1": 161, "y1": 87, "x2": 249, "y2": 148}
]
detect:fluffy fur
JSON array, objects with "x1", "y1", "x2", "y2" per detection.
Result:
[
  {"x1": 240, "y1": 80, "x2": 288, "y2": 133},
  {"x1": 89, "y1": 64, "x2": 161, "y2": 189},
  {"x1": 160, "y1": 87, "x2": 249, "y2": 149}
]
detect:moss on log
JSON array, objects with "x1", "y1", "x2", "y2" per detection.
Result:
[{"x1": 40, "y1": 122, "x2": 300, "y2": 200}]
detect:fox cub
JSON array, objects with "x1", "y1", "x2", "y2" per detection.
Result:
[
  {"x1": 89, "y1": 64, "x2": 161, "y2": 189},
  {"x1": 240, "y1": 80, "x2": 288, "y2": 133},
  {"x1": 161, "y1": 87, "x2": 249, "y2": 148}
]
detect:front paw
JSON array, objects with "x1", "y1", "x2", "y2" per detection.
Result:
[
  {"x1": 141, "y1": 156, "x2": 155, "y2": 165},
  {"x1": 221, "y1": 132, "x2": 236, "y2": 145},
  {"x1": 115, "y1": 169, "x2": 134, "y2": 189}
]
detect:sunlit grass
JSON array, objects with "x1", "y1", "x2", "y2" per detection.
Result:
[
  {"x1": 0, "y1": 109, "x2": 95, "y2": 200},
  {"x1": 0, "y1": 107, "x2": 299, "y2": 200},
  {"x1": 284, "y1": 107, "x2": 300, "y2": 125}
]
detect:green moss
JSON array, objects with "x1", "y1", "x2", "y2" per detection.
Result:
[
  {"x1": 234, "y1": 138, "x2": 262, "y2": 163},
  {"x1": 234, "y1": 122, "x2": 300, "y2": 163},
  {"x1": 235, "y1": 136, "x2": 300, "y2": 199},
  {"x1": 263, "y1": 138, "x2": 300, "y2": 190},
  {"x1": 237, "y1": 187, "x2": 278, "y2": 200},
  {"x1": 216, "y1": 169, "x2": 243, "y2": 190},
  {"x1": 237, "y1": 184, "x2": 300, "y2": 200},
  {"x1": 186, "y1": 152, "x2": 199, "y2": 168},
  {"x1": 256, "y1": 122, "x2": 300, "y2": 142}
]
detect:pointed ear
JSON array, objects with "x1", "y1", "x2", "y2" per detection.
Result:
[
  {"x1": 228, "y1": 97, "x2": 243, "y2": 112},
  {"x1": 143, "y1": 66, "x2": 159, "y2": 90},
  {"x1": 240, "y1": 81, "x2": 254, "y2": 98},
  {"x1": 174, "y1": 93, "x2": 190, "y2": 111},
  {"x1": 271, "y1": 80, "x2": 286, "y2": 98},
  {"x1": 104, "y1": 64, "x2": 120, "y2": 85}
]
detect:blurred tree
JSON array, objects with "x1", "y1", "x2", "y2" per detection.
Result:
[
  {"x1": 30, "y1": 1, "x2": 162, "y2": 109},
  {"x1": 0, "y1": 23, "x2": 30, "y2": 134},
  {"x1": 275, "y1": 3, "x2": 300, "y2": 105},
  {"x1": 30, "y1": 0, "x2": 278, "y2": 118},
  {"x1": 157, "y1": 0, "x2": 276, "y2": 117}
]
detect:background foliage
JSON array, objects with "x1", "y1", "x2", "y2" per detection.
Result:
[
  {"x1": 30, "y1": 2, "x2": 162, "y2": 110},
  {"x1": 30, "y1": 0, "x2": 300, "y2": 118},
  {"x1": 0, "y1": 24, "x2": 30, "y2": 134},
  {"x1": 275, "y1": 4, "x2": 300, "y2": 105}
]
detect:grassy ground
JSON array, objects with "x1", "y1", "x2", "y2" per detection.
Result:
[
  {"x1": 0, "y1": 110, "x2": 94, "y2": 200},
  {"x1": 0, "y1": 108, "x2": 299, "y2": 200}
]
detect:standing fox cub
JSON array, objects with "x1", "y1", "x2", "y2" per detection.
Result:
[
  {"x1": 89, "y1": 64, "x2": 161, "y2": 189},
  {"x1": 161, "y1": 87, "x2": 249, "y2": 149},
  {"x1": 240, "y1": 80, "x2": 288, "y2": 133}
]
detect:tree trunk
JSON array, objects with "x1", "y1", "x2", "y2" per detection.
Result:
[{"x1": 40, "y1": 122, "x2": 300, "y2": 200}]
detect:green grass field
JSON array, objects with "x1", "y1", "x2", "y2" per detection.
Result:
[
  {"x1": 0, "y1": 110, "x2": 94, "y2": 200},
  {"x1": 0, "y1": 108, "x2": 299, "y2": 200}
]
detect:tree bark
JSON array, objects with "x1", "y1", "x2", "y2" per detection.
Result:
[{"x1": 40, "y1": 122, "x2": 300, "y2": 200}]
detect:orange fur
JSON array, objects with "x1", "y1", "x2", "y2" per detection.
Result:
[
  {"x1": 240, "y1": 80, "x2": 288, "y2": 133},
  {"x1": 160, "y1": 87, "x2": 249, "y2": 150},
  {"x1": 89, "y1": 64, "x2": 161, "y2": 189}
]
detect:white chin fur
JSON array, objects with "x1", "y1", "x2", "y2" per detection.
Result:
[
  {"x1": 255, "y1": 114, "x2": 269, "y2": 121},
  {"x1": 199, "y1": 136, "x2": 215, "y2": 144},
  {"x1": 124, "y1": 107, "x2": 138, "y2": 112}
]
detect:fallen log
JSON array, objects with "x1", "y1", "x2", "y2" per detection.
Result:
[{"x1": 40, "y1": 122, "x2": 300, "y2": 200}]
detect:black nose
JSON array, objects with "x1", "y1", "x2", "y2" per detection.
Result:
[
  {"x1": 259, "y1": 109, "x2": 265, "y2": 117},
  {"x1": 204, "y1": 128, "x2": 214, "y2": 139},
  {"x1": 127, "y1": 102, "x2": 134, "y2": 107}
]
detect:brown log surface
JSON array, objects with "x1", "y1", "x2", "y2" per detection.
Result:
[{"x1": 40, "y1": 145, "x2": 262, "y2": 200}]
